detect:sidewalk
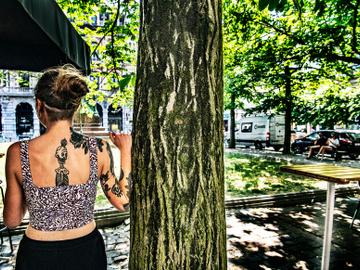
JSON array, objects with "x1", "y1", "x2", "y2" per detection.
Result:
[
  {"x1": 1, "y1": 197, "x2": 359, "y2": 269},
  {"x1": 227, "y1": 197, "x2": 360, "y2": 270}
]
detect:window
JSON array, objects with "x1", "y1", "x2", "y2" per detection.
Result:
[
  {"x1": 307, "y1": 133, "x2": 319, "y2": 140},
  {"x1": 241, "y1": 122, "x2": 252, "y2": 133},
  {"x1": 99, "y1": 13, "x2": 110, "y2": 26},
  {"x1": 91, "y1": 16, "x2": 97, "y2": 26}
]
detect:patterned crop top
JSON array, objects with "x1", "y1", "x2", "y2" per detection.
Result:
[{"x1": 20, "y1": 137, "x2": 99, "y2": 231}]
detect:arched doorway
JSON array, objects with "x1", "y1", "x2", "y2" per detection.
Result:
[
  {"x1": 16, "y1": 102, "x2": 34, "y2": 138},
  {"x1": 108, "y1": 105, "x2": 122, "y2": 131},
  {"x1": 96, "y1": 103, "x2": 103, "y2": 126}
]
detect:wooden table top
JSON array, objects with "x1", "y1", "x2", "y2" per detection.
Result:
[{"x1": 280, "y1": 164, "x2": 360, "y2": 184}]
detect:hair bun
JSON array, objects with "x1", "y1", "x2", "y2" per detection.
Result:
[
  {"x1": 35, "y1": 64, "x2": 89, "y2": 111},
  {"x1": 53, "y1": 65, "x2": 89, "y2": 100}
]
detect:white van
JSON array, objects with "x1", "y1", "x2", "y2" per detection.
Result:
[{"x1": 226, "y1": 114, "x2": 285, "y2": 151}]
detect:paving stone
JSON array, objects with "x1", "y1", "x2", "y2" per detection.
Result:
[
  {"x1": 124, "y1": 218, "x2": 130, "y2": 225},
  {"x1": 113, "y1": 254, "x2": 128, "y2": 262}
]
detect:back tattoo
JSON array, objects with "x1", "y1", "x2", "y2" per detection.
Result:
[{"x1": 55, "y1": 139, "x2": 69, "y2": 186}]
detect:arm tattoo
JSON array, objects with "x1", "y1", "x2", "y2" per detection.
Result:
[
  {"x1": 100, "y1": 170, "x2": 124, "y2": 198},
  {"x1": 106, "y1": 142, "x2": 115, "y2": 176},
  {"x1": 100, "y1": 171, "x2": 111, "y2": 199},
  {"x1": 119, "y1": 170, "x2": 132, "y2": 199},
  {"x1": 111, "y1": 177, "x2": 124, "y2": 197},
  {"x1": 55, "y1": 139, "x2": 69, "y2": 186},
  {"x1": 123, "y1": 174, "x2": 131, "y2": 211},
  {"x1": 101, "y1": 146, "x2": 131, "y2": 211},
  {"x1": 70, "y1": 127, "x2": 89, "y2": 154}
]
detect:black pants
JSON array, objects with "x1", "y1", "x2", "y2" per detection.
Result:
[{"x1": 15, "y1": 228, "x2": 107, "y2": 270}]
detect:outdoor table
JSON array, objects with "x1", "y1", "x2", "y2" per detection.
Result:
[{"x1": 280, "y1": 164, "x2": 360, "y2": 270}]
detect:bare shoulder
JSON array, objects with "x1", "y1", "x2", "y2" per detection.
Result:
[
  {"x1": 6, "y1": 141, "x2": 21, "y2": 158},
  {"x1": 6, "y1": 141, "x2": 22, "y2": 174}
]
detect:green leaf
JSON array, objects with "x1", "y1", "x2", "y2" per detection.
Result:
[
  {"x1": 258, "y1": 0, "x2": 269, "y2": 11},
  {"x1": 119, "y1": 75, "x2": 132, "y2": 90},
  {"x1": 269, "y1": 0, "x2": 278, "y2": 10}
]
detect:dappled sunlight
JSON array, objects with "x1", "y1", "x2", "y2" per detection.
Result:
[
  {"x1": 227, "y1": 197, "x2": 360, "y2": 269},
  {"x1": 293, "y1": 261, "x2": 310, "y2": 270},
  {"x1": 289, "y1": 211, "x2": 313, "y2": 221}
]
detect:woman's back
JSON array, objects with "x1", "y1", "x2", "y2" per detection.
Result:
[
  {"x1": 21, "y1": 128, "x2": 99, "y2": 232},
  {"x1": 28, "y1": 131, "x2": 93, "y2": 188}
]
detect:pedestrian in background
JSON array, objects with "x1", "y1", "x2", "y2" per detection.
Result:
[
  {"x1": 306, "y1": 132, "x2": 328, "y2": 159},
  {"x1": 317, "y1": 132, "x2": 340, "y2": 160}
]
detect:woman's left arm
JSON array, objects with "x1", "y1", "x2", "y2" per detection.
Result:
[{"x1": 3, "y1": 143, "x2": 27, "y2": 229}]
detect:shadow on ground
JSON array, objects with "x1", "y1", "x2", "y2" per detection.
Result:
[{"x1": 227, "y1": 197, "x2": 360, "y2": 270}]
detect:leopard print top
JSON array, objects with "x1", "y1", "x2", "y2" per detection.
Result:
[{"x1": 20, "y1": 137, "x2": 99, "y2": 231}]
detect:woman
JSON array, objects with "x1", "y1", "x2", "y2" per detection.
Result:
[
  {"x1": 306, "y1": 132, "x2": 327, "y2": 159},
  {"x1": 317, "y1": 132, "x2": 339, "y2": 160},
  {"x1": 3, "y1": 65, "x2": 132, "y2": 270}
]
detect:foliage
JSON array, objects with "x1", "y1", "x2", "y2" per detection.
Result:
[
  {"x1": 223, "y1": 0, "x2": 360, "y2": 127},
  {"x1": 225, "y1": 152, "x2": 322, "y2": 197},
  {"x1": 17, "y1": 72, "x2": 30, "y2": 88},
  {"x1": 57, "y1": 0, "x2": 139, "y2": 108}
]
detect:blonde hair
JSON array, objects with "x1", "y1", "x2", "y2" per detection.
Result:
[{"x1": 35, "y1": 65, "x2": 89, "y2": 121}]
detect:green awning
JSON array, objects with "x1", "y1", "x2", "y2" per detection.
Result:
[{"x1": 0, "y1": 0, "x2": 91, "y2": 74}]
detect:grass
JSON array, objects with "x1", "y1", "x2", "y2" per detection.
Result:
[{"x1": 224, "y1": 152, "x2": 326, "y2": 199}]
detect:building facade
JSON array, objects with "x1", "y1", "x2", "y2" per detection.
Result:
[{"x1": 0, "y1": 71, "x2": 133, "y2": 142}]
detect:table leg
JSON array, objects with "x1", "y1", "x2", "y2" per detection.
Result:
[{"x1": 321, "y1": 182, "x2": 336, "y2": 270}]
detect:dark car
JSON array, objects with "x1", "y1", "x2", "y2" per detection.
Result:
[
  {"x1": 291, "y1": 130, "x2": 360, "y2": 160},
  {"x1": 336, "y1": 131, "x2": 360, "y2": 160}
]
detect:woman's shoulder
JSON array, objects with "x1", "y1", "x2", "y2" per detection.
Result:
[
  {"x1": 5, "y1": 142, "x2": 22, "y2": 172},
  {"x1": 93, "y1": 137, "x2": 111, "y2": 154},
  {"x1": 7, "y1": 141, "x2": 21, "y2": 156}
]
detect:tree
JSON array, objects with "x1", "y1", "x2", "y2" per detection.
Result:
[
  {"x1": 57, "y1": 0, "x2": 139, "y2": 108},
  {"x1": 223, "y1": 0, "x2": 360, "y2": 153},
  {"x1": 130, "y1": 0, "x2": 227, "y2": 268},
  {"x1": 224, "y1": 0, "x2": 318, "y2": 153}
]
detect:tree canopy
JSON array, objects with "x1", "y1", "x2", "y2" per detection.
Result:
[
  {"x1": 57, "y1": 0, "x2": 139, "y2": 110},
  {"x1": 224, "y1": 0, "x2": 360, "y2": 128},
  {"x1": 57, "y1": 0, "x2": 360, "y2": 127}
]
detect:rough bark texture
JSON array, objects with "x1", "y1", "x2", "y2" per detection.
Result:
[
  {"x1": 130, "y1": 0, "x2": 226, "y2": 269},
  {"x1": 283, "y1": 65, "x2": 292, "y2": 154}
]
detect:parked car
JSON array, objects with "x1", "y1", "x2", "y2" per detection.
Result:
[
  {"x1": 291, "y1": 130, "x2": 360, "y2": 160},
  {"x1": 291, "y1": 129, "x2": 307, "y2": 143}
]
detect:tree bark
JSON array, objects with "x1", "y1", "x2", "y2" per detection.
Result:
[
  {"x1": 228, "y1": 93, "x2": 236, "y2": 148},
  {"x1": 130, "y1": 0, "x2": 227, "y2": 269},
  {"x1": 283, "y1": 65, "x2": 292, "y2": 154}
]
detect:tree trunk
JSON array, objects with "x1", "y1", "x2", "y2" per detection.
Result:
[
  {"x1": 229, "y1": 93, "x2": 236, "y2": 148},
  {"x1": 130, "y1": 0, "x2": 227, "y2": 269},
  {"x1": 283, "y1": 65, "x2": 292, "y2": 154}
]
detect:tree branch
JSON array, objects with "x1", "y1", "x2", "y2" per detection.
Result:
[
  {"x1": 258, "y1": 19, "x2": 306, "y2": 45},
  {"x1": 110, "y1": 0, "x2": 122, "y2": 83},
  {"x1": 326, "y1": 53, "x2": 360, "y2": 64},
  {"x1": 91, "y1": 0, "x2": 122, "y2": 57}
]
